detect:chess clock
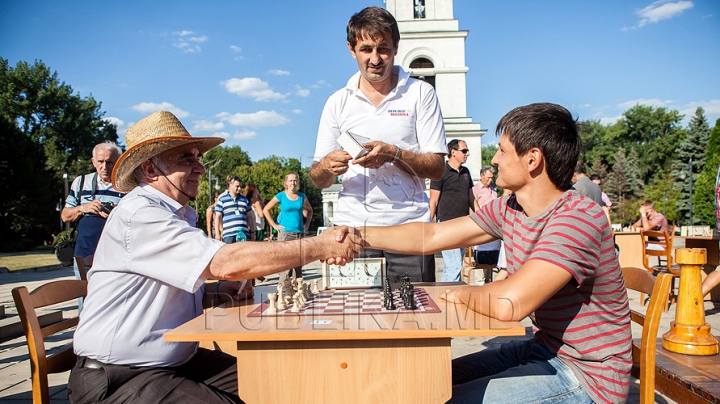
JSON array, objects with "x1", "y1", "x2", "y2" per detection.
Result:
[{"x1": 322, "y1": 258, "x2": 386, "y2": 289}]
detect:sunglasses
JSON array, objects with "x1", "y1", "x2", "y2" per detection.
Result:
[{"x1": 456, "y1": 149, "x2": 470, "y2": 154}]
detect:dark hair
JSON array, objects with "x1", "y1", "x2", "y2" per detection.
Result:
[
  {"x1": 347, "y1": 7, "x2": 400, "y2": 49},
  {"x1": 589, "y1": 174, "x2": 601, "y2": 181},
  {"x1": 574, "y1": 162, "x2": 586, "y2": 175},
  {"x1": 226, "y1": 175, "x2": 242, "y2": 185},
  {"x1": 496, "y1": 103, "x2": 581, "y2": 191},
  {"x1": 447, "y1": 139, "x2": 461, "y2": 154}
]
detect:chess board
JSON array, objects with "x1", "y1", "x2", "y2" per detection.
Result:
[{"x1": 247, "y1": 287, "x2": 441, "y2": 317}]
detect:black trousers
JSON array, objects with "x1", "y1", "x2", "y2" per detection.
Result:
[
  {"x1": 68, "y1": 348, "x2": 243, "y2": 404},
  {"x1": 360, "y1": 247, "x2": 436, "y2": 283}
]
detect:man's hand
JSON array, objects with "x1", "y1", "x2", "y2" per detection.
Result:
[
  {"x1": 319, "y1": 226, "x2": 363, "y2": 266},
  {"x1": 353, "y1": 141, "x2": 395, "y2": 169},
  {"x1": 320, "y1": 150, "x2": 353, "y2": 176},
  {"x1": 84, "y1": 200, "x2": 109, "y2": 218}
]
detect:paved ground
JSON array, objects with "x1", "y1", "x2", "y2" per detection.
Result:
[{"x1": 1, "y1": 257, "x2": 719, "y2": 403}]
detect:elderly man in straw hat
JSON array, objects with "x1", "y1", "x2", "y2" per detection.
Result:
[{"x1": 68, "y1": 111, "x2": 363, "y2": 403}]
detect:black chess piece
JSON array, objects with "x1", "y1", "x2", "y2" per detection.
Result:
[{"x1": 404, "y1": 287, "x2": 416, "y2": 310}]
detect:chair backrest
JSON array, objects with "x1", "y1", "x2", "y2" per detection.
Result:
[
  {"x1": 622, "y1": 267, "x2": 673, "y2": 404},
  {"x1": 12, "y1": 280, "x2": 87, "y2": 404},
  {"x1": 640, "y1": 229, "x2": 676, "y2": 274}
]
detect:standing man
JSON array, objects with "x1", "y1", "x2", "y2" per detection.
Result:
[
  {"x1": 571, "y1": 162, "x2": 603, "y2": 205},
  {"x1": 591, "y1": 173, "x2": 612, "y2": 223},
  {"x1": 360, "y1": 103, "x2": 631, "y2": 403},
  {"x1": 310, "y1": 6, "x2": 447, "y2": 282},
  {"x1": 471, "y1": 165, "x2": 503, "y2": 283},
  {"x1": 61, "y1": 141, "x2": 125, "y2": 308},
  {"x1": 68, "y1": 111, "x2": 362, "y2": 403},
  {"x1": 430, "y1": 139, "x2": 474, "y2": 282},
  {"x1": 215, "y1": 175, "x2": 254, "y2": 243}
]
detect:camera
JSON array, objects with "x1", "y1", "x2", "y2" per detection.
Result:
[{"x1": 100, "y1": 202, "x2": 115, "y2": 214}]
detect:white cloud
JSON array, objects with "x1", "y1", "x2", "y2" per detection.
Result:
[
  {"x1": 679, "y1": 99, "x2": 720, "y2": 122},
  {"x1": 233, "y1": 130, "x2": 258, "y2": 140},
  {"x1": 216, "y1": 110, "x2": 290, "y2": 127},
  {"x1": 131, "y1": 102, "x2": 190, "y2": 118},
  {"x1": 222, "y1": 77, "x2": 286, "y2": 102},
  {"x1": 191, "y1": 120, "x2": 224, "y2": 132},
  {"x1": 213, "y1": 131, "x2": 231, "y2": 139},
  {"x1": 617, "y1": 98, "x2": 671, "y2": 110},
  {"x1": 599, "y1": 115, "x2": 624, "y2": 126},
  {"x1": 171, "y1": 30, "x2": 208, "y2": 53},
  {"x1": 295, "y1": 86, "x2": 310, "y2": 97},
  {"x1": 636, "y1": 1, "x2": 693, "y2": 28},
  {"x1": 269, "y1": 69, "x2": 291, "y2": 76},
  {"x1": 229, "y1": 45, "x2": 243, "y2": 60},
  {"x1": 291, "y1": 109, "x2": 303, "y2": 114}
]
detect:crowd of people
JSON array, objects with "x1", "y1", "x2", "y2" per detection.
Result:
[{"x1": 61, "y1": 6, "x2": 719, "y2": 404}]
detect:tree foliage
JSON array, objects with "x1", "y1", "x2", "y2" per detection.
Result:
[
  {"x1": 694, "y1": 118, "x2": 720, "y2": 226},
  {"x1": 1, "y1": 58, "x2": 118, "y2": 249}
]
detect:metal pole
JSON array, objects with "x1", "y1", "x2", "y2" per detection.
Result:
[{"x1": 689, "y1": 157, "x2": 694, "y2": 226}]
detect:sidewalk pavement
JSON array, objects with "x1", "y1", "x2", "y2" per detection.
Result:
[{"x1": 2, "y1": 257, "x2": 719, "y2": 403}]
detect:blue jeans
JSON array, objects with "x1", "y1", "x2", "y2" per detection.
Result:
[
  {"x1": 73, "y1": 259, "x2": 84, "y2": 312},
  {"x1": 441, "y1": 247, "x2": 464, "y2": 282},
  {"x1": 450, "y1": 339, "x2": 593, "y2": 404}
]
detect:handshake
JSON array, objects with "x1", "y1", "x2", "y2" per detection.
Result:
[{"x1": 315, "y1": 225, "x2": 366, "y2": 266}]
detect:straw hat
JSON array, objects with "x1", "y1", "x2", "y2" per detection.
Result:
[{"x1": 112, "y1": 111, "x2": 225, "y2": 192}]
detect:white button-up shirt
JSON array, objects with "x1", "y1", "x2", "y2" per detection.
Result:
[{"x1": 74, "y1": 184, "x2": 224, "y2": 367}]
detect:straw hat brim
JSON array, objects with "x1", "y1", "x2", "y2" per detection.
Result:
[{"x1": 112, "y1": 136, "x2": 225, "y2": 192}]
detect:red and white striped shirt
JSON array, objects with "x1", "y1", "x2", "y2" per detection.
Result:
[{"x1": 472, "y1": 191, "x2": 632, "y2": 404}]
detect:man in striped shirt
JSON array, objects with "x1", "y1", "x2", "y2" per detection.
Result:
[
  {"x1": 214, "y1": 175, "x2": 254, "y2": 244},
  {"x1": 361, "y1": 103, "x2": 631, "y2": 403}
]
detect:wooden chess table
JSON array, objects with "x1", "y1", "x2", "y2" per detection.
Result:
[{"x1": 165, "y1": 283, "x2": 525, "y2": 404}]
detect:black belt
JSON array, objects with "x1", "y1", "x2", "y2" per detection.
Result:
[{"x1": 77, "y1": 356, "x2": 108, "y2": 369}]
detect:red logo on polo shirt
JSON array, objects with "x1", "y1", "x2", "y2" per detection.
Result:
[{"x1": 388, "y1": 109, "x2": 410, "y2": 116}]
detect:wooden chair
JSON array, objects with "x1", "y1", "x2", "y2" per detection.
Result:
[
  {"x1": 622, "y1": 267, "x2": 673, "y2": 404},
  {"x1": 74, "y1": 256, "x2": 88, "y2": 281},
  {"x1": 461, "y1": 247, "x2": 498, "y2": 284},
  {"x1": 640, "y1": 229, "x2": 680, "y2": 311},
  {"x1": 12, "y1": 280, "x2": 88, "y2": 404}
]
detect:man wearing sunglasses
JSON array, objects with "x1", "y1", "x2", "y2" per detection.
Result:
[{"x1": 430, "y1": 139, "x2": 474, "y2": 282}]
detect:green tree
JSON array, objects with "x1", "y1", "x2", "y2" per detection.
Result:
[
  {"x1": 0, "y1": 58, "x2": 117, "y2": 247},
  {"x1": 615, "y1": 105, "x2": 685, "y2": 185},
  {"x1": 671, "y1": 107, "x2": 709, "y2": 225},
  {"x1": 481, "y1": 143, "x2": 497, "y2": 167},
  {"x1": 579, "y1": 120, "x2": 615, "y2": 167},
  {"x1": 694, "y1": 118, "x2": 720, "y2": 227}
]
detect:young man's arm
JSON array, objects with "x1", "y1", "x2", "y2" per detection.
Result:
[
  {"x1": 361, "y1": 218, "x2": 573, "y2": 322},
  {"x1": 442, "y1": 260, "x2": 573, "y2": 321}
]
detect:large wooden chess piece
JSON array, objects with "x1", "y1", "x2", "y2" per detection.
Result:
[{"x1": 662, "y1": 248, "x2": 719, "y2": 355}]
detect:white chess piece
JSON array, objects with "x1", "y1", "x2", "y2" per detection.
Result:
[
  {"x1": 311, "y1": 279, "x2": 320, "y2": 295},
  {"x1": 267, "y1": 293, "x2": 278, "y2": 314},
  {"x1": 290, "y1": 298, "x2": 301, "y2": 312}
]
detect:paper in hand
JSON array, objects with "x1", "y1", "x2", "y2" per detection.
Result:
[{"x1": 337, "y1": 131, "x2": 371, "y2": 159}]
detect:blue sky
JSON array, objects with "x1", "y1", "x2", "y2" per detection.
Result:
[{"x1": 2, "y1": 0, "x2": 719, "y2": 166}]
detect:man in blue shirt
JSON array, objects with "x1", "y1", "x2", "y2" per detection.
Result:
[{"x1": 214, "y1": 175, "x2": 254, "y2": 243}]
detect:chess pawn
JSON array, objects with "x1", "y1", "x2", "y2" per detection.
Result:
[
  {"x1": 311, "y1": 279, "x2": 320, "y2": 295},
  {"x1": 291, "y1": 298, "x2": 301, "y2": 313},
  {"x1": 266, "y1": 293, "x2": 278, "y2": 314}
]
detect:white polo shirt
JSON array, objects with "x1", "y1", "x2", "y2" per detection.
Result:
[
  {"x1": 74, "y1": 184, "x2": 224, "y2": 367},
  {"x1": 314, "y1": 67, "x2": 447, "y2": 226}
]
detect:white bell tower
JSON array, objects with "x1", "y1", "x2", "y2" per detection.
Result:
[{"x1": 385, "y1": 0, "x2": 486, "y2": 180}]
